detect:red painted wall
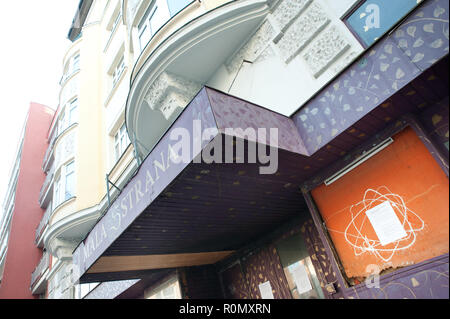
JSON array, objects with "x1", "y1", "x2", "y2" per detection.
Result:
[{"x1": 0, "y1": 103, "x2": 54, "y2": 299}]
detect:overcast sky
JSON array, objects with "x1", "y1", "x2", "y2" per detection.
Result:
[{"x1": 0, "y1": 1, "x2": 81, "y2": 216}]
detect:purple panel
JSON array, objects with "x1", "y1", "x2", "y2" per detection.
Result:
[
  {"x1": 206, "y1": 88, "x2": 308, "y2": 155},
  {"x1": 392, "y1": 0, "x2": 449, "y2": 71},
  {"x1": 345, "y1": 255, "x2": 449, "y2": 299},
  {"x1": 291, "y1": 0, "x2": 449, "y2": 155},
  {"x1": 73, "y1": 88, "x2": 218, "y2": 282}
]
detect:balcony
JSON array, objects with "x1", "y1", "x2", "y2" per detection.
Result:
[
  {"x1": 39, "y1": 163, "x2": 55, "y2": 209},
  {"x1": 30, "y1": 251, "x2": 50, "y2": 294},
  {"x1": 42, "y1": 129, "x2": 57, "y2": 172},
  {"x1": 35, "y1": 204, "x2": 53, "y2": 246}
]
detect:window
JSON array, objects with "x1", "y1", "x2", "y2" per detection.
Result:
[
  {"x1": 64, "y1": 161, "x2": 75, "y2": 200},
  {"x1": 137, "y1": 2, "x2": 170, "y2": 52},
  {"x1": 58, "y1": 111, "x2": 66, "y2": 135},
  {"x1": 72, "y1": 54, "x2": 80, "y2": 73},
  {"x1": 114, "y1": 123, "x2": 130, "y2": 160},
  {"x1": 57, "y1": 99, "x2": 78, "y2": 135},
  {"x1": 146, "y1": 277, "x2": 181, "y2": 299},
  {"x1": 138, "y1": 5, "x2": 158, "y2": 51},
  {"x1": 344, "y1": 0, "x2": 423, "y2": 47},
  {"x1": 111, "y1": 12, "x2": 121, "y2": 34},
  {"x1": 167, "y1": 0, "x2": 191, "y2": 17},
  {"x1": 68, "y1": 99, "x2": 78, "y2": 126},
  {"x1": 53, "y1": 176, "x2": 62, "y2": 210},
  {"x1": 53, "y1": 161, "x2": 76, "y2": 209},
  {"x1": 62, "y1": 54, "x2": 80, "y2": 82},
  {"x1": 112, "y1": 56, "x2": 125, "y2": 86}
]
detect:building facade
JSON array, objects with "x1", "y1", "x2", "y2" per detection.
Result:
[
  {"x1": 0, "y1": 103, "x2": 54, "y2": 298},
  {"x1": 0, "y1": 0, "x2": 448, "y2": 299}
]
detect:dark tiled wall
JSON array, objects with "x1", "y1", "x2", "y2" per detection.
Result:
[
  {"x1": 180, "y1": 265, "x2": 223, "y2": 299},
  {"x1": 418, "y1": 97, "x2": 449, "y2": 161}
]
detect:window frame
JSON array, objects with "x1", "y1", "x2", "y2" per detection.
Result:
[
  {"x1": 138, "y1": 4, "x2": 158, "y2": 52},
  {"x1": 112, "y1": 55, "x2": 126, "y2": 87},
  {"x1": 114, "y1": 122, "x2": 130, "y2": 161},
  {"x1": 67, "y1": 98, "x2": 78, "y2": 127},
  {"x1": 52, "y1": 160, "x2": 76, "y2": 210},
  {"x1": 64, "y1": 160, "x2": 75, "y2": 201}
]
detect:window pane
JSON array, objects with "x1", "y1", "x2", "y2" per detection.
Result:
[
  {"x1": 68, "y1": 100, "x2": 78, "y2": 125},
  {"x1": 113, "y1": 57, "x2": 125, "y2": 85},
  {"x1": 72, "y1": 54, "x2": 80, "y2": 72},
  {"x1": 115, "y1": 144, "x2": 120, "y2": 160},
  {"x1": 149, "y1": 7, "x2": 164, "y2": 34},
  {"x1": 65, "y1": 161, "x2": 75, "y2": 174},
  {"x1": 167, "y1": 0, "x2": 191, "y2": 17},
  {"x1": 139, "y1": 25, "x2": 151, "y2": 51},
  {"x1": 276, "y1": 233, "x2": 325, "y2": 299},
  {"x1": 346, "y1": 0, "x2": 421, "y2": 47}
]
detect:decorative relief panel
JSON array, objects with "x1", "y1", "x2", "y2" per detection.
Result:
[
  {"x1": 302, "y1": 25, "x2": 350, "y2": 78},
  {"x1": 271, "y1": 0, "x2": 312, "y2": 32},
  {"x1": 144, "y1": 72, "x2": 202, "y2": 120},
  {"x1": 225, "y1": 21, "x2": 276, "y2": 73},
  {"x1": 276, "y1": 2, "x2": 330, "y2": 63}
]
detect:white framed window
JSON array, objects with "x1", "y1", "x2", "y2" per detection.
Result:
[
  {"x1": 111, "y1": 11, "x2": 121, "y2": 34},
  {"x1": 53, "y1": 161, "x2": 76, "y2": 209},
  {"x1": 72, "y1": 54, "x2": 80, "y2": 73},
  {"x1": 114, "y1": 122, "x2": 130, "y2": 160},
  {"x1": 57, "y1": 99, "x2": 78, "y2": 136},
  {"x1": 137, "y1": 1, "x2": 171, "y2": 52},
  {"x1": 64, "y1": 161, "x2": 75, "y2": 201},
  {"x1": 62, "y1": 54, "x2": 80, "y2": 81},
  {"x1": 58, "y1": 111, "x2": 66, "y2": 135},
  {"x1": 138, "y1": 5, "x2": 158, "y2": 51},
  {"x1": 53, "y1": 176, "x2": 62, "y2": 210},
  {"x1": 146, "y1": 277, "x2": 181, "y2": 299},
  {"x1": 67, "y1": 99, "x2": 78, "y2": 126},
  {"x1": 112, "y1": 55, "x2": 125, "y2": 86}
]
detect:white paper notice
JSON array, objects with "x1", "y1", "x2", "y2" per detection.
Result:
[
  {"x1": 365, "y1": 201, "x2": 407, "y2": 246},
  {"x1": 258, "y1": 281, "x2": 274, "y2": 299},
  {"x1": 293, "y1": 264, "x2": 313, "y2": 294}
]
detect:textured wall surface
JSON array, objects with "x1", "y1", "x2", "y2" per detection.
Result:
[{"x1": 292, "y1": 0, "x2": 449, "y2": 154}]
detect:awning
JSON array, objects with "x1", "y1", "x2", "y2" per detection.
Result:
[{"x1": 73, "y1": 87, "x2": 314, "y2": 283}]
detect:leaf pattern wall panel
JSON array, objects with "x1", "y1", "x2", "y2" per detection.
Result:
[
  {"x1": 346, "y1": 255, "x2": 449, "y2": 299},
  {"x1": 291, "y1": 0, "x2": 449, "y2": 155},
  {"x1": 242, "y1": 246, "x2": 292, "y2": 299},
  {"x1": 393, "y1": 0, "x2": 449, "y2": 71}
]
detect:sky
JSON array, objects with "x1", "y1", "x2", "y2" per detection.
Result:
[{"x1": 0, "y1": 0, "x2": 81, "y2": 216}]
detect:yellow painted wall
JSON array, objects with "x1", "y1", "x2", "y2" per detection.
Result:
[{"x1": 74, "y1": 22, "x2": 107, "y2": 211}]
